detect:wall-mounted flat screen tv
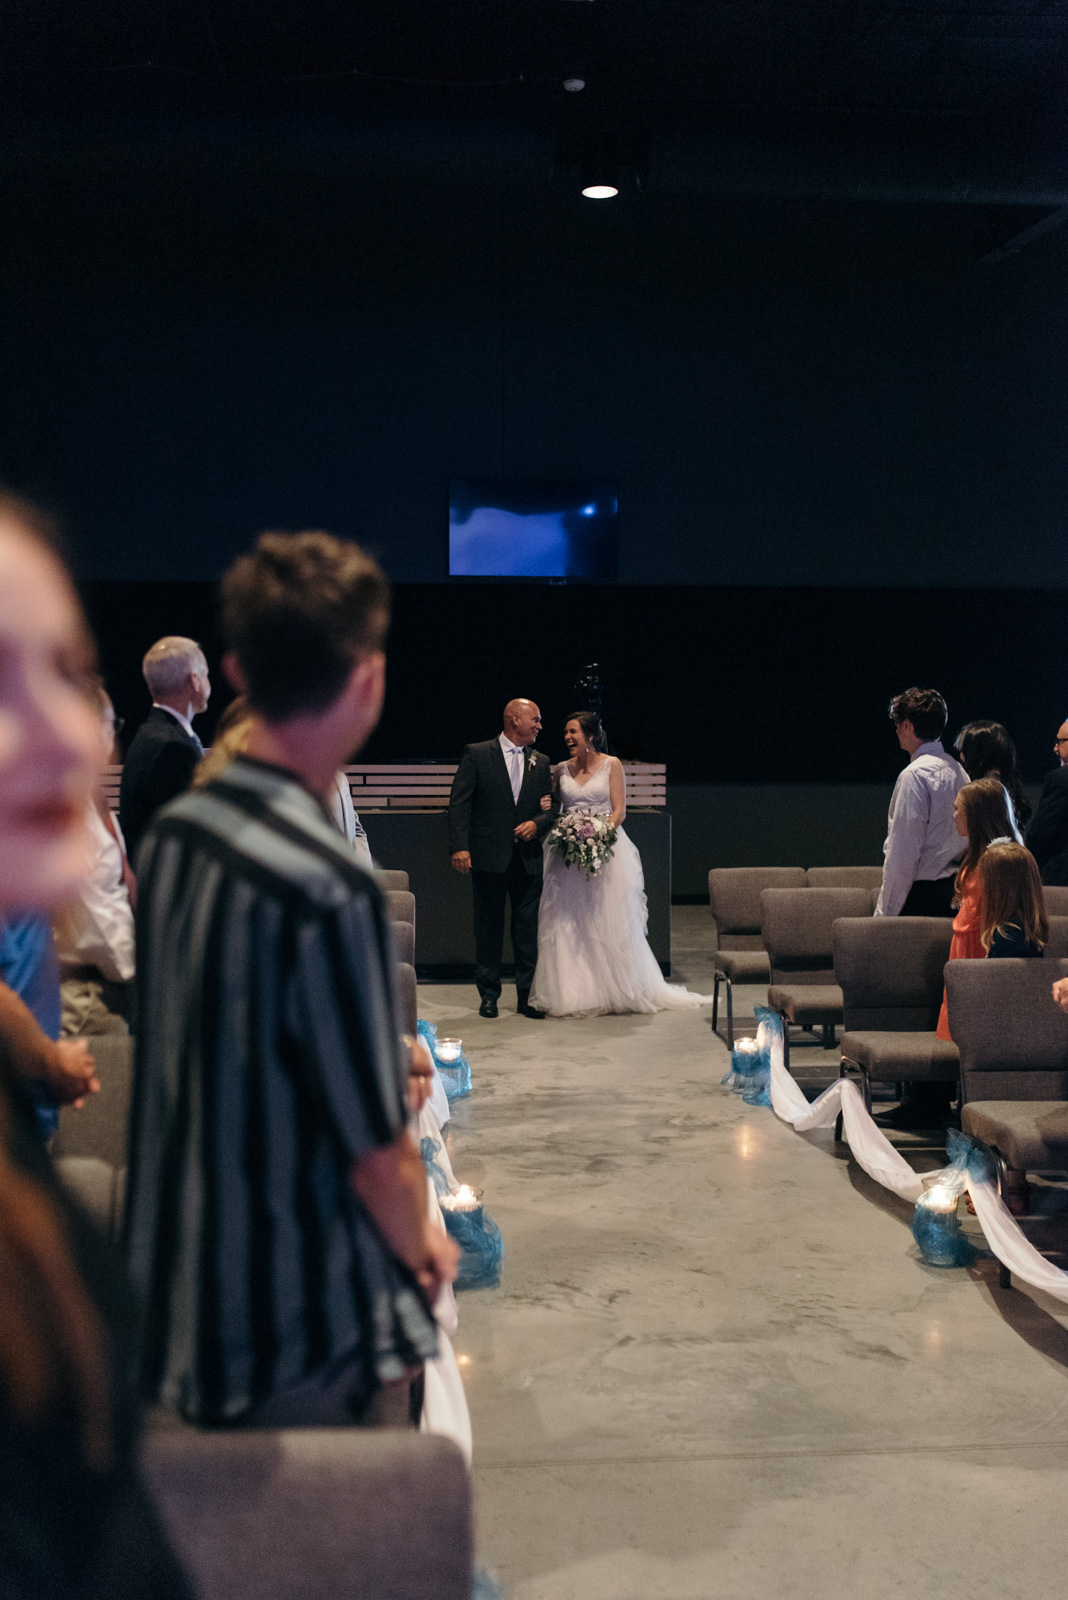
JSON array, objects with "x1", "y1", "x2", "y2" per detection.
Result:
[{"x1": 448, "y1": 479, "x2": 619, "y2": 580}]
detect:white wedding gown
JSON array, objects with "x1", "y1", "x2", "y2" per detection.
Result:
[{"x1": 528, "y1": 762, "x2": 714, "y2": 1017}]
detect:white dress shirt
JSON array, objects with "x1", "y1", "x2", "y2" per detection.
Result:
[
  {"x1": 875, "y1": 740, "x2": 968, "y2": 917},
  {"x1": 53, "y1": 803, "x2": 136, "y2": 981},
  {"x1": 330, "y1": 772, "x2": 374, "y2": 871},
  {"x1": 153, "y1": 702, "x2": 204, "y2": 752},
  {"x1": 498, "y1": 733, "x2": 525, "y2": 803}
]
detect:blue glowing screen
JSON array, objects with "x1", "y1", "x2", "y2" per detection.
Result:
[{"x1": 449, "y1": 480, "x2": 619, "y2": 579}]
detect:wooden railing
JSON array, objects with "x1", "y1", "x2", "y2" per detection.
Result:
[
  {"x1": 340, "y1": 762, "x2": 666, "y2": 812},
  {"x1": 101, "y1": 761, "x2": 667, "y2": 812}
]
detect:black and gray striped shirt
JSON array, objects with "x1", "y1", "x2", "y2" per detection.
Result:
[{"x1": 123, "y1": 756, "x2": 437, "y2": 1423}]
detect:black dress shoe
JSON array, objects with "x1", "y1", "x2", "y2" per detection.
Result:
[
  {"x1": 479, "y1": 998, "x2": 498, "y2": 1018},
  {"x1": 516, "y1": 994, "x2": 546, "y2": 1018},
  {"x1": 522, "y1": 1005, "x2": 546, "y2": 1019},
  {"x1": 873, "y1": 1098, "x2": 954, "y2": 1131}
]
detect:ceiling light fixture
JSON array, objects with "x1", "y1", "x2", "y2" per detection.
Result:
[{"x1": 581, "y1": 131, "x2": 619, "y2": 198}]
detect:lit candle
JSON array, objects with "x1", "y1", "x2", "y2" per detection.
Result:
[
  {"x1": 441, "y1": 1184, "x2": 480, "y2": 1213},
  {"x1": 734, "y1": 1037, "x2": 759, "y2": 1054},
  {"x1": 922, "y1": 1183, "x2": 958, "y2": 1214},
  {"x1": 435, "y1": 1038, "x2": 463, "y2": 1063}
]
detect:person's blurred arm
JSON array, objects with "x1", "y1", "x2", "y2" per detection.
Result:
[
  {"x1": 351, "y1": 1132, "x2": 458, "y2": 1302},
  {"x1": 0, "y1": 983, "x2": 98, "y2": 1106}
]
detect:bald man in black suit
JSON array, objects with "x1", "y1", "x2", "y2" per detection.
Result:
[{"x1": 448, "y1": 698, "x2": 558, "y2": 1018}]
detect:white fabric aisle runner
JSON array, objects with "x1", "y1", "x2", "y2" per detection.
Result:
[
  {"x1": 759, "y1": 1016, "x2": 1068, "y2": 1306},
  {"x1": 418, "y1": 1101, "x2": 474, "y2": 1464}
]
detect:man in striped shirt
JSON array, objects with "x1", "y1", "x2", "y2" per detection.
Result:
[{"x1": 124, "y1": 531, "x2": 456, "y2": 1426}]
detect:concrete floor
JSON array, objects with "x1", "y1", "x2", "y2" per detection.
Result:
[{"x1": 419, "y1": 906, "x2": 1068, "y2": 1599}]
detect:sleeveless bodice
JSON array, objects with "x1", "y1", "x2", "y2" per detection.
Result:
[{"x1": 556, "y1": 761, "x2": 613, "y2": 813}]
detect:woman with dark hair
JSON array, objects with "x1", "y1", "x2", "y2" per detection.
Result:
[
  {"x1": 934, "y1": 777, "x2": 1018, "y2": 1042},
  {"x1": 528, "y1": 711, "x2": 713, "y2": 1016},
  {"x1": 953, "y1": 720, "x2": 1030, "y2": 829},
  {"x1": 0, "y1": 494, "x2": 189, "y2": 1598}
]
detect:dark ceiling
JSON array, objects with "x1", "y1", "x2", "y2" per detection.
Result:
[{"x1": 0, "y1": 2, "x2": 1066, "y2": 205}]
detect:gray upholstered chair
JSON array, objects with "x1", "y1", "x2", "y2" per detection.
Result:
[
  {"x1": 395, "y1": 961, "x2": 418, "y2": 1037},
  {"x1": 52, "y1": 1032, "x2": 135, "y2": 1171},
  {"x1": 1044, "y1": 886, "x2": 1068, "y2": 917},
  {"x1": 833, "y1": 916, "x2": 958, "y2": 1138},
  {"x1": 806, "y1": 867, "x2": 884, "y2": 891},
  {"x1": 391, "y1": 920, "x2": 416, "y2": 966},
  {"x1": 761, "y1": 887, "x2": 873, "y2": 1061},
  {"x1": 375, "y1": 869, "x2": 411, "y2": 893},
  {"x1": 948, "y1": 956, "x2": 1068, "y2": 1287},
  {"x1": 55, "y1": 1156, "x2": 126, "y2": 1239},
  {"x1": 384, "y1": 889, "x2": 416, "y2": 929},
  {"x1": 1046, "y1": 916, "x2": 1068, "y2": 958},
  {"x1": 708, "y1": 867, "x2": 805, "y2": 1046},
  {"x1": 143, "y1": 1427, "x2": 473, "y2": 1600}
]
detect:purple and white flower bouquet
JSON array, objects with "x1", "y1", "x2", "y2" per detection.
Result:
[{"x1": 547, "y1": 811, "x2": 617, "y2": 878}]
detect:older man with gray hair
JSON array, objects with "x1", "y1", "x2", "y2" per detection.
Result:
[{"x1": 119, "y1": 635, "x2": 211, "y2": 865}]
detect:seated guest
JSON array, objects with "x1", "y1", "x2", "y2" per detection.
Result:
[
  {"x1": 119, "y1": 635, "x2": 210, "y2": 865},
  {"x1": 953, "y1": 719, "x2": 1030, "y2": 831},
  {"x1": 0, "y1": 490, "x2": 189, "y2": 1598},
  {"x1": 53, "y1": 681, "x2": 136, "y2": 1036},
  {"x1": 875, "y1": 687, "x2": 968, "y2": 918},
  {"x1": 124, "y1": 530, "x2": 457, "y2": 1428},
  {"x1": 1027, "y1": 716, "x2": 1068, "y2": 886},
  {"x1": 879, "y1": 778, "x2": 1017, "y2": 1128}
]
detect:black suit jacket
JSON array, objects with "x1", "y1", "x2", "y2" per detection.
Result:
[
  {"x1": 1027, "y1": 765, "x2": 1068, "y2": 886},
  {"x1": 448, "y1": 739, "x2": 558, "y2": 875},
  {"x1": 119, "y1": 707, "x2": 202, "y2": 868}
]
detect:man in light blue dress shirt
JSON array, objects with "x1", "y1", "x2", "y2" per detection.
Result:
[
  {"x1": 874, "y1": 687, "x2": 968, "y2": 1128},
  {"x1": 875, "y1": 687, "x2": 968, "y2": 919}
]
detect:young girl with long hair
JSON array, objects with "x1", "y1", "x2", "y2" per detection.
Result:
[
  {"x1": 969, "y1": 841, "x2": 1049, "y2": 1213},
  {"x1": 979, "y1": 840, "x2": 1049, "y2": 958},
  {"x1": 935, "y1": 777, "x2": 1018, "y2": 1041}
]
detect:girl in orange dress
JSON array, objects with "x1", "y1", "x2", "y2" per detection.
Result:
[{"x1": 935, "y1": 777, "x2": 1019, "y2": 1041}]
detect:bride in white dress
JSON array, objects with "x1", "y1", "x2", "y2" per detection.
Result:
[{"x1": 528, "y1": 712, "x2": 714, "y2": 1017}]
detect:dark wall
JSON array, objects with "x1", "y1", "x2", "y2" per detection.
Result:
[
  {"x1": 81, "y1": 580, "x2": 1068, "y2": 787},
  {"x1": 1, "y1": 161, "x2": 1067, "y2": 589},
  {"x1": 6, "y1": 137, "x2": 1068, "y2": 786}
]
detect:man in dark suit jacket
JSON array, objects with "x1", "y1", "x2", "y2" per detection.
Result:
[
  {"x1": 1027, "y1": 718, "x2": 1068, "y2": 885},
  {"x1": 119, "y1": 636, "x2": 210, "y2": 866},
  {"x1": 449, "y1": 698, "x2": 558, "y2": 1018}
]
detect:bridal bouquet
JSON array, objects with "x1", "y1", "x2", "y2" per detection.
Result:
[{"x1": 548, "y1": 812, "x2": 617, "y2": 879}]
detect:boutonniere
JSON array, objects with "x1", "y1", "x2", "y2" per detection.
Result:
[{"x1": 527, "y1": 751, "x2": 538, "y2": 771}]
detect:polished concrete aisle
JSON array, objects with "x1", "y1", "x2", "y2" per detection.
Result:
[{"x1": 419, "y1": 908, "x2": 1068, "y2": 1599}]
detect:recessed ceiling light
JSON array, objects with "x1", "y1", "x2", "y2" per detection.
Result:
[{"x1": 581, "y1": 183, "x2": 618, "y2": 199}]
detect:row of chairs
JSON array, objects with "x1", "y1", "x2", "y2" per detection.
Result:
[
  {"x1": 709, "y1": 867, "x2": 883, "y2": 1047},
  {"x1": 713, "y1": 878, "x2": 1068, "y2": 1288},
  {"x1": 709, "y1": 865, "x2": 1068, "y2": 1053},
  {"x1": 836, "y1": 927, "x2": 1068, "y2": 1289}
]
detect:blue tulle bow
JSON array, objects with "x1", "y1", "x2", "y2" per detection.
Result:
[
  {"x1": 417, "y1": 1018, "x2": 473, "y2": 1101},
  {"x1": 721, "y1": 1010, "x2": 774, "y2": 1106},
  {"x1": 909, "y1": 1130, "x2": 986, "y2": 1267},
  {"x1": 443, "y1": 1202, "x2": 505, "y2": 1292}
]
